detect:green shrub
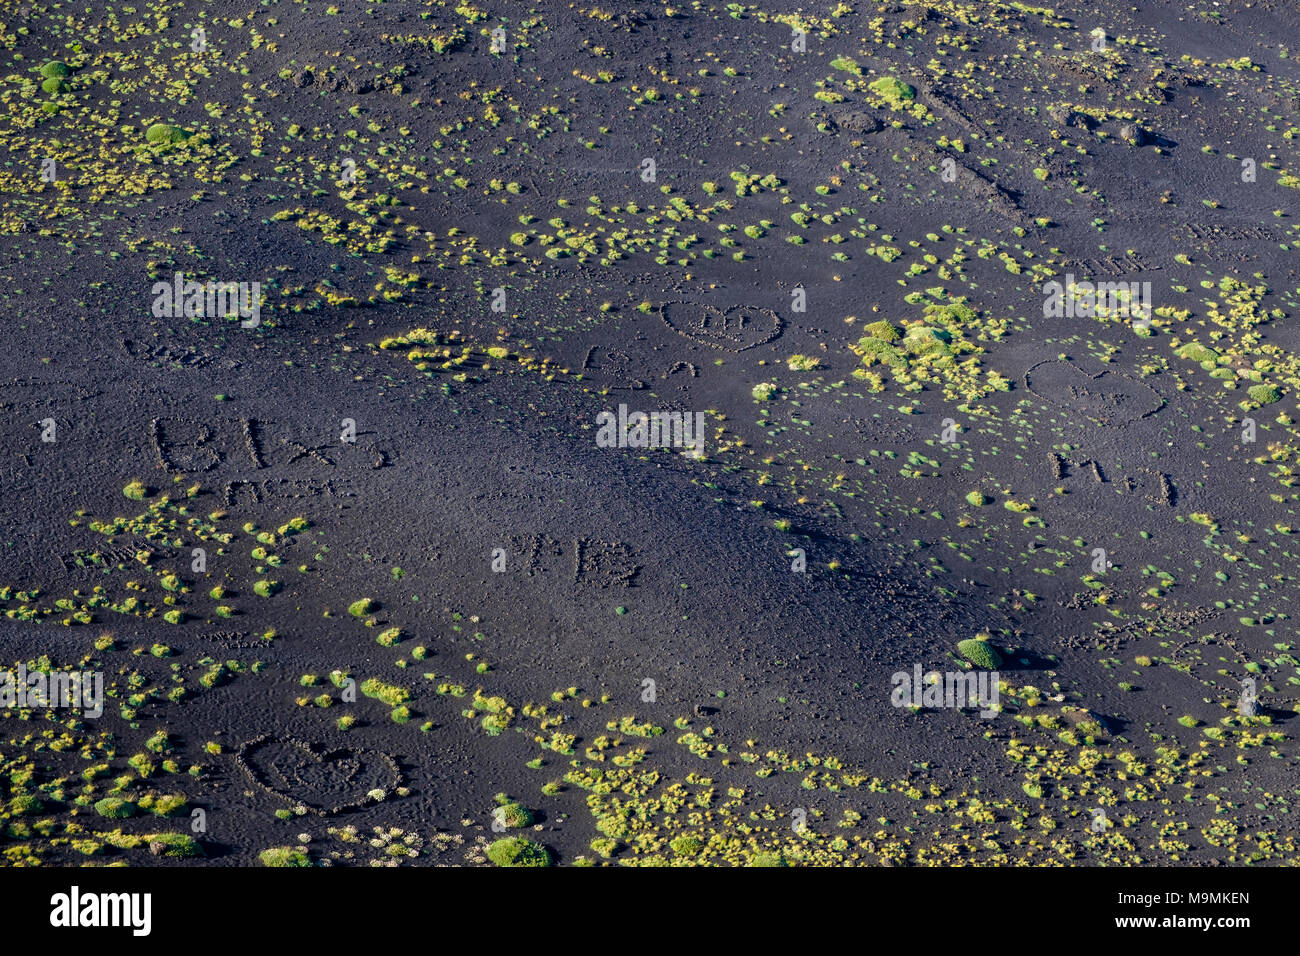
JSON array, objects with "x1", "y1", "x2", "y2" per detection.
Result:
[
  {"x1": 1248, "y1": 384, "x2": 1281, "y2": 406},
  {"x1": 957, "y1": 637, "x2": 1001, "y2": 669},
  {"x1": 40, "y1": 60, "x2": 71, "y2": 78},
  {"x1": 94, "y1": 798, "x2": 136, "y2": 819},
  {"x1": 868, "y1": 76, "x2": 915, "y2": 107},
  {"x1": 857, "y1": 337, "x2": 905, "y2": 367},
  {"x1": 486, "y1": 837, "x2": 551, "y2": 867},
  {"x1": 863, "y1": 320, "x2": 900, "y2": 341},
  {"x1": 146, "y1": 832, "x2": 204, "y2": 857},
  {"x1": 787, "y1": 354, "x2": 821, "y2": 371},
  {"x1": 259, "y1": 846, "x2": 311, "y2": 867},
  {"x1": 595, "y1": 814, "x2": 628, "y2": 838},
  {"x1": 1175, "y1": 342, "x2": 1217, "y2": 364},
  {"x1": 149, "y1": 794, "x2": 188, "y2": 816},
  {"x1": 494, "y1": 800, "x2": 533, "y2": 828},
  {"x1": 902, "y1": 326, "x2": 952, "y2": 356},
  {"x1": 10, "y1": 794, "x2": 42, "y2": 815},
  {"x1": 670, "y1": 834, "x2": 704, "y2": 857},
  {"x1": 923, "y1": 301, "x2": 977, "y2": 325},
  {"x1": 360, "y1": 678, "x2": 409, "y2": 707},
  {"x1": 145, "y1": 123, "x2": 188, "y2": 146}
]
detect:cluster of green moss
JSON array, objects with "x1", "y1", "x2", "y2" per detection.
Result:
[
  {"x1": 1175, "y1": 341, "x2": 1218, "y2": 365},
  {"x1": 957, "y1": 636, "x2": 1002, "y2": 669},
  {"x1": 486, "y1": 837, "x2": 551, "y2": 867},
  {"x1": 144, "y1": 123, "x2": 190, "y2": 147},
  {"x1": 856, "y1": 334, "x2": 906, "y2": 368},
  {"x1": 902, "y1": 325, "x2": 953, "y2": 357},
  {"x1": 867, "y1": 75, "x2": 915, "y2": 108}
]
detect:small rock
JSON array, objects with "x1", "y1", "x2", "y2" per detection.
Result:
[
  {"x1": 834, "y1": 111, "x2": 883, "y2": 134},
  {"x1": 1048, "y1": 105, "x2": 1093, "y2": 128},
  {"x1": 1120, "y1": 123, "x2": 1150, "y2": 145}
]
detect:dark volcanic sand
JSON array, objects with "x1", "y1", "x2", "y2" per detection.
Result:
[{"x1": 3, "y1": 0, "x2": 1300, "y2": 866}]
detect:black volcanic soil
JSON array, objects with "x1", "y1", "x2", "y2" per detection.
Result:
[{"x1": 3, "y1": 0, "x2": 1300, "y2": 866}]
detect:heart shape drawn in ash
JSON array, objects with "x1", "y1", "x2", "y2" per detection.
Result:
[
  {"x1": 1023, "y1": 359, "x2": 1163, "y2": 426},
  {"x1": 236, "y1": 735, "x2": 403, "y2": 815},
  {"x1": 661, "y1": 302, "x2": 784, "y2": 352}
]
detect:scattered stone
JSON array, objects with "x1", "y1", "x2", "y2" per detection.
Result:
[
  {"x1": 1048, "y1": 105, "x2": 1095, "y2": 129},
  {"x1": 833, "y1": 111, "x2": 884, "y2": 134},
  {"x1": 1120, "y1": 123, "x2": 1150, "y2": 145}
]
